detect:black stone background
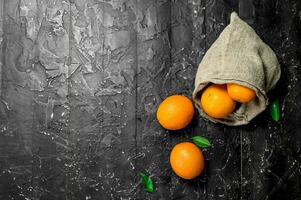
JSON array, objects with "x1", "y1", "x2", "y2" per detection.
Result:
[{"x1": 0, "y1": 0, "x2": 301, "y2": 199}]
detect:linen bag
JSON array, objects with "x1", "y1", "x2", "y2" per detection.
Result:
[{"x1": 192, "y1": 12, "x2": 281, "y2": 126}]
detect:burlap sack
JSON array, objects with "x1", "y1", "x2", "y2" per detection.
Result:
[{"x1": 192, "y1": 12, "x2": 281, "y2": 126}]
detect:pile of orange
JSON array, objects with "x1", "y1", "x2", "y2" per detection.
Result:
[
  {"x1": 155, "y1": 83, "x2": 256, "y2": 180},
  {"x1": 200, "y1": 83, "x2": 256, "y2": 119}
]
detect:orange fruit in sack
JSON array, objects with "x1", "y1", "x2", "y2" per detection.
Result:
[
  {"x1": 227, "y1": 83, "x2": 256, "y2": 103},
  {"x1": 170, "y1": 142, "x2": 205, "y2": 180},
  {"x1": 156, "y1": 95, "x2": 194, "y2": 130},
  {"x1": 200, "y1": 84, "x2": 236, "y2": 119}
]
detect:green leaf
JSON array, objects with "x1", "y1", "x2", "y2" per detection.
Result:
[
  {"x1": 140, "y1": 173, "x2": 154, "y2": 193},
  {"x1": 270, "y1": 98, "x2": 280, "y2": 122},
  {"x1": 192, "y1": 136, "x2": 212, "y2": 148}
]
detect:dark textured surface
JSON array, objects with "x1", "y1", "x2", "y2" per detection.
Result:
[{"x1": 0, "y1": 0, "x2": 301, "y2": 199}]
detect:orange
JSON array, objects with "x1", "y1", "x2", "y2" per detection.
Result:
[
  {"x1": 170, "y1": 142, "x2": 205, "y2": 179},
  {"x1": 227, "y1": 83, "x2": 256, "y2": 103},
  {"x1": 200, "y1": 84, "x2": 236, "y2": 119},
  {"x1": 156, "y1": 95, "x2": 194, "y2": 130}
]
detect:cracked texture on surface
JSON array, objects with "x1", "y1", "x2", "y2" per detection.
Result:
[{"x1": 0, "y1": 0, "x2": 301, "y2": 199}]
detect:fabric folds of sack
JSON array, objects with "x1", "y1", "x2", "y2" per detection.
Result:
[{"x1": 192, "y1": 12, "x2": 281, "y2": 126}]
